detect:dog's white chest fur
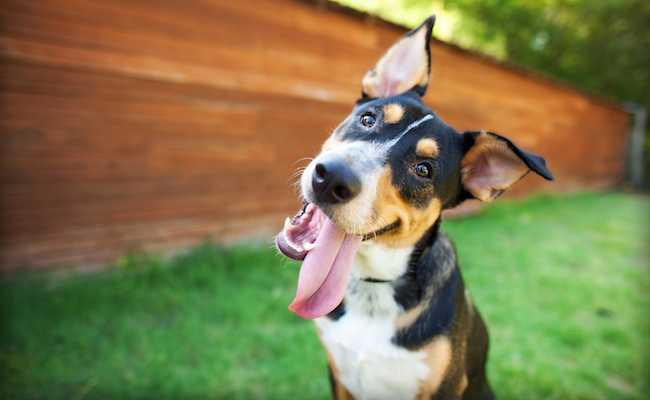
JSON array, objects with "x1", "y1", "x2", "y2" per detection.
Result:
[{"x1": 315, "y1": 244, "x2": 429, "y2": 400}]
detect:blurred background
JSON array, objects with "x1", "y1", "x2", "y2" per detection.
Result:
[{"x1": 0, "y1": 0, "x2": 648, "y2": 399}]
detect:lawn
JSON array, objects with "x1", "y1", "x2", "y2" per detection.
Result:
[{"x1": 1, "y1": 192, "x2": 648, "y2": 399}]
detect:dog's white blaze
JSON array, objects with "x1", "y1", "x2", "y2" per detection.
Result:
[
  {"x1": 382, "y1": 114, "x2": 434, "y2": 151},
  {"x1": 316, "y1": 244, "x2": 430, "y2": 400}
]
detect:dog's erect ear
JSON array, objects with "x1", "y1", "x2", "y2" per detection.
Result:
[
  {"x1": 461, "y1": 131, "x2": 554, "y2": 202},
  {"x1": 362, "y1": 15, "x2": 435, "y2": 99}
]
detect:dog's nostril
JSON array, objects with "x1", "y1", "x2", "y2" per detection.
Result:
[
  {"x1": 314, "y1": 163, "x2": 327, "y2": 182},
  {"x1": 332, "y1": 185, "x2": 352, "y2": 201},
  {"x1": 311, "y1": 157, "x2": 361, "y2": 204}
]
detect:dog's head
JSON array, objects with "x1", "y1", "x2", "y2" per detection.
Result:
[{"x1": 277, "y1": 16, "x2": 553, "y2": 319}]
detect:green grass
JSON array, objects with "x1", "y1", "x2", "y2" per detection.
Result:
[
  {"x1": 1, "y1": 192, "x2": 648, "y2": 399},
  {"x1": 444, "y1": 192, "x2": 650, "y2": 400}
]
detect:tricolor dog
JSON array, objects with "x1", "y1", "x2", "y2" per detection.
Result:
[{"x1": 277, "y1": 16, "x2": 553, "y2": 400}]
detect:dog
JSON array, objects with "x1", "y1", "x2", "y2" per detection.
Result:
[{"x1": 276, "y1": 16, "x2": 553, "y2": 400}]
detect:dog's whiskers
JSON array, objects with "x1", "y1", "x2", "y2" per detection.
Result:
[
  {"x1": 293, "y1": 157, "x2": 314, "y2": 166},
  {"x1": 287, "y1": 166, "x2": 308, "y2": 194}
]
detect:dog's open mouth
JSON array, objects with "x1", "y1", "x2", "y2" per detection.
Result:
[
  {"x1": 277, "y1": 201, "x2": 363, "y2": 320},
  {"x1": 277, "y1": 202, "x2": 321, "y2": 261}
]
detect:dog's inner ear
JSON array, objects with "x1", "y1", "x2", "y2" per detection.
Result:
[
  {"x1": 461, "y1": 132, "x2": 531, "y2": 202},
  {"x1": 362, "y1": 16, "x2": 435, "y2": 99}
]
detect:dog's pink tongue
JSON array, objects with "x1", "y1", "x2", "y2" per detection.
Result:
[{"x1": 289, "y1": 213, "x2": 362, "y2": 320}]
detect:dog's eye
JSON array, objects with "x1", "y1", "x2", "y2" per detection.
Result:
[
  {"x1": 414, "y1": 163, "x2": 431, "y2": 178},
  {"x1": 360, "y1": 113, "x2": 376, "y2": 127}
]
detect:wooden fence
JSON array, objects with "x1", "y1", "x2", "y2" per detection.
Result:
[{"x1": 0, "y1": 0, "x2": 630, "y2": 272}]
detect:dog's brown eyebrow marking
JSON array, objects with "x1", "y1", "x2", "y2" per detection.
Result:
[
  {"x1": 382, "y1": 104, "x2": 405, "y2": 124},
  {"x1": 416, "y1": 138, "x2": 439, "y2": 158}
]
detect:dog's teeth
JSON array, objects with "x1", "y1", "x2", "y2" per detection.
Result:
[
  {"x1": 283, "y1": 230, "x2": 305, "y2": 253},
  {"x1": 306, "y1": 203, "x2": 315, "y2": 213},
  {"x1": 284, "y1": 217, "x2": 293, "y2": 230},
  {"x1": 290, "y1": 242, "x2": 302, "y2": 252},
  {"x1": 303, "y1": 242, "x2": 315, "y2": 251}
]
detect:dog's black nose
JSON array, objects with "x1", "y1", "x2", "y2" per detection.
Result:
[{"x1": 312, "y1": 156, "x2": 361, "y2": 204}]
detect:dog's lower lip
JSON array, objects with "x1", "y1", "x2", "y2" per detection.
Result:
[{"x1": 362, "y1": 220, "x2": 400, "y2": 241}]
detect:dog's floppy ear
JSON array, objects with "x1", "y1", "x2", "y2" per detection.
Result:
[
  {"x1": 461, "y1": 131, "x2": 554, "y2": 202},
  {"x1": 362, "y1": 15, "x2": 435, "y2": 99}
]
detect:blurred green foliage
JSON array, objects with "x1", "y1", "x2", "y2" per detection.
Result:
[{"x1": 442, "y1": 0, "x2": 649, "y2": 107}]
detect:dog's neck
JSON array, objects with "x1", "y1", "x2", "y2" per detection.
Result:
[
  {"x1": 351, "y1": 220, "x2": 442, "y2": 281},
  {"x1": 344, "y1": 220, "x2": 451, "y2": 317},
  {"x1": 350, "y1": 242, "x2": 414, "y2": 282}
]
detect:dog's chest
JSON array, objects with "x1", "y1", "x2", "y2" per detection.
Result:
[{"x1": 315, "y1": 245, "x2": 430, "y2": 400}]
